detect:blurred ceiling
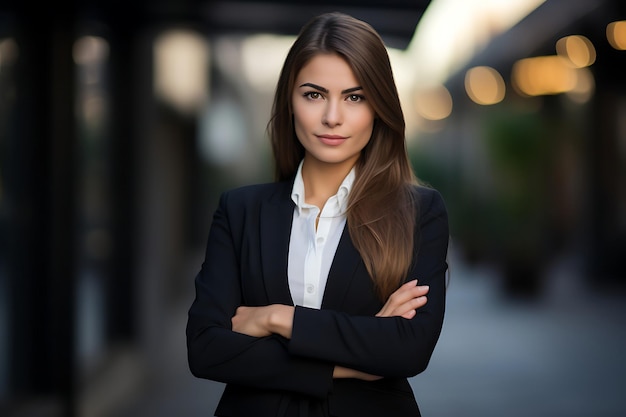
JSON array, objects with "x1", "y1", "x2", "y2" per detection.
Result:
[
  {"x1": 198, "y1": 0, "x2": 432, "y2": 49},
  {"x1": 19, "y1": 0, "x2": 430, "y2": 50}
]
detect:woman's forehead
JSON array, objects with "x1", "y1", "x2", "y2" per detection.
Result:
[{"x1": 294, "y1": 54, "x2": 360, "y2": 89}]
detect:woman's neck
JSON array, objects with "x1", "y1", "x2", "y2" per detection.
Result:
[{"x1": 301, "y1": 157, "x2": 355, "y2": 209}]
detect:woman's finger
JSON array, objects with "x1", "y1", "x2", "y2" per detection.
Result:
[{"x1": 377, "y1": 282, "x2": 429, "y2": 317}]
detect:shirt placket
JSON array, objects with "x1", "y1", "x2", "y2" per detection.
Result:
[{"x1": 303, "y1": 207, "x2": 322, "y2": 307}]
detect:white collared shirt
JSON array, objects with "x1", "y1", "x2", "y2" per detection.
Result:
[{"x1": 288, "y1": 161, "x2": 354, "y2": 309}]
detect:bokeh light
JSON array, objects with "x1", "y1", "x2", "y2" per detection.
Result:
[
  {"x1": 565, "y1": 67, "x2": 595, "y2": 104},
  {"x1": 464, "y1": 66, "x2": 506, "y2": 105},
  {"x1": 153, "y1": 30, "x2": 209, "y2": 115},
  {"x1": 414, "y1": 85, "x2": 453, "y2": 120},
  {"x1": 512, "y1": 56, "x2": 577, "y2": 96},
  {"x1": 606, "y1": 20, "x2": 626, "y2": 50},
  {"x1": 556, "y1": 35, "x2": 596, "y2": 68},
  {"x1": 0, "y1": 37, "x2": 19, "y2": 68}
]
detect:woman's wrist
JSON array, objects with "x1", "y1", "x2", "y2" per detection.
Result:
[{"x1": 268, "y1": 305, "x2": 294, "y2": 339}]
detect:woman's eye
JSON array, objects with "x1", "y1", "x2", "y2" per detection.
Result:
[
  {"x1": 347, "y1": 94, "x2": 363, "y2": 102},
  {"x1": 304, "y1": 92, "x2": 322, "y2": 100}
]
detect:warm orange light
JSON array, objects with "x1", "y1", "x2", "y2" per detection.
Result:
[
  {"x1": 512, "y1": 56, "x2": 577, "y2": 96},
  {"x1": 414, "y1": 85, "x2": 453, "y2": 121},
  {"x1": 464, "y1": 66, "x2": 506, "y2": 105},
  {"x1": 556, "y1": 35, "x2": 596, "y2": 68},
  {"x1": 607, "y1": 21, "x2": 626, "y2": 50},
  {"x1": 566, "y1": 67, "x2": 595, "y2": 104}
]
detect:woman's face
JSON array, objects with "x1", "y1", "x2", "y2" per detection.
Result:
[{"x1": 292, "y1": 53, "x2": 375, "y2": 170}]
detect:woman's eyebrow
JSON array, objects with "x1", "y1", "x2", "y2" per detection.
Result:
[
  {"x1": 299, "y1": 82, "x2": 363, "y2": 94},
  {"x1": 341, "y1": 86, "x2": 363, "y2": 94}
]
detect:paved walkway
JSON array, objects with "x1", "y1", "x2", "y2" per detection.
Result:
[{"x1": 411, "y1": 256, "x2": 626, "y2": 417}]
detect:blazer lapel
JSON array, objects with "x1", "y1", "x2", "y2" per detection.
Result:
[
  {"x1": 321, "y1": 226, "x2": 362, "y2": 310},
  {"x1": 260, "y1": 181, "x2": 295, "y2": 305}
]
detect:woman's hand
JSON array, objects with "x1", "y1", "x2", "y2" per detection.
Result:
[
  {"x1": 333, "y1": 365, "x2": 382, "y2": 381},
  {"x1": 333, "y1": 281, "x2": 428, "y2": 382},
  {"x1": 375, "y1": 279, "x2": 429, "y2": 319},
  {"x1": 231, "y1": 305, "x2": 295, "y2": 339}
]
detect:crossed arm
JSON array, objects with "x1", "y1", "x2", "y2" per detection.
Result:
[{"x1": 231, "y1": 279, "x2": 430, "y2": 380}]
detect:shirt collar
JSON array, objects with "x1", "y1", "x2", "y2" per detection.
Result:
[{"x1": 291, "y1": 160, "x2": 355, "y2": 216}]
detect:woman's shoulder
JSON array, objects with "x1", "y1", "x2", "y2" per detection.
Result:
[{"x1": 410, "y1": 184, "x2": 448, "y2": 220}]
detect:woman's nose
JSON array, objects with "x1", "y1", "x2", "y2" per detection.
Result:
[{"x1": 322, "y1": 100, "x2": 342, "y2": 127}]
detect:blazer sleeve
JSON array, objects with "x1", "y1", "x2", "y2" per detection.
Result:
[
  {"x1": 288, "y1": 187, "x2": 449, "y2": 378},
  {"x1": 186, "y1": 190, "x2": 334, "y2": 398}
]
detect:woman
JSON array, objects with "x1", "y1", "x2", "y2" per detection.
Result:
[{"x1": 187, "y1": 12, "x2": 449, "y2": 417}]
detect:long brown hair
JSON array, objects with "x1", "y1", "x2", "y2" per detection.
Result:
[{"x1": 268, "y1": 12, "x2": 418, "y2": 301}]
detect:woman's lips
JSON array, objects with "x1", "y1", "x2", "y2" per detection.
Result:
[{"x1": 316, "y1": 134, "x2": 348, "y2": 146}]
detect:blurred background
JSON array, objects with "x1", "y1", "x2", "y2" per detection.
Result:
[{"x1": 0, "y1": 0, "x2": 625, "y2": 416}]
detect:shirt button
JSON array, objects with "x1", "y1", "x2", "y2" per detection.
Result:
[
  {"x1": 316, "y1": 237, "x2": 325, "y2": 244},
  {"x1": 306, "y1": 284, "x2": 315, "y2": 294}
]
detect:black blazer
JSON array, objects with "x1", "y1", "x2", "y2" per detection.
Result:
[{"x1": 186, "y1": 179, "x2": 449, "y2": 417}]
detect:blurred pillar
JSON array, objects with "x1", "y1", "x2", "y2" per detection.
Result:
[
  {"x1": 105, "y1": 17, "x2": 137, "y2": 345},
  {"x1": 587, "y1": 3, "x2": 626, "y2": 286},
  {"x1": 6, "y1": 6, "x2": 77, "y2": 417}
]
